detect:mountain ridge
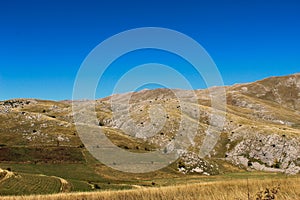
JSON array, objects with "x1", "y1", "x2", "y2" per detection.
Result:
[{"x1": 0, "y1": 73, "x2": 299, "y2": 177}]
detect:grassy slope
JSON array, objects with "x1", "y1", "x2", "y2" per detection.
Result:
[
  {"x1": 0, "y1": 74, "x2": 299, "y2": 196},
  {"x1": 1, "y1": 176, "x2": 299, "y2": 200}
]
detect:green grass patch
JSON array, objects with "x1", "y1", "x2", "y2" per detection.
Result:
[{"x1": 0, "y1": 173, "x2": 61, "y2": 195}]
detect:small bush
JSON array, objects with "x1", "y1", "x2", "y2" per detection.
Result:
[
  {"x1": 248, "y1": 161, "x2": 253, "y2": 167},
  {"x1": 98, "y1": 121, "x2": 104, "y2": 126},
  {"x1": 178, "y1": 161, "x2": 186, "y2": 169},
  {"x1": 255, "y1": 184, "x2": 280, "y2": 200},
  {"x1": 94, "y1": 184, "x2": 101, "y2": 189},
  {"x1": 271, "y1": 159, "x2": 281, "y2": 169}
]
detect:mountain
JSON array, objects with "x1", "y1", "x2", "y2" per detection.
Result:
[{"x1": 0, "y1": 73, "x2": 299, "y2": 194}]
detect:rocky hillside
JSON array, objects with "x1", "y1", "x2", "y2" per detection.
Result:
[{"x1": 0, "y1": 73, "x2": 299, "y2": 175}]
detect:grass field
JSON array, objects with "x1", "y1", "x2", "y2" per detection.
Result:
[
  {"x1": 0, "y1": 173, "x2": 61, "y2": 195},
  {"x1": 0, "y1": 176, "x2": 299, "y2": 200},
  {"x1": 1, "y1": 151, "x2": 298, "y2": 197},
  {"x1": 0, "y1": 136, "x2": 298, "y2": 198}
]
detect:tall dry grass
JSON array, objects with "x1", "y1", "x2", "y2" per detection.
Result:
[{"x1": 1, "y1": 177, "x2": 299, "y2": 200}]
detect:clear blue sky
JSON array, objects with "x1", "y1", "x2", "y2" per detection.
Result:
[{"x1": 0, "y1": 0, "x2": 299, "y2": 100}]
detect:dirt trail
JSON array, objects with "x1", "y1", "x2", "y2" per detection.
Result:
[{"x1": 51, "y1": 176, "x2": 71, "y2": 193}]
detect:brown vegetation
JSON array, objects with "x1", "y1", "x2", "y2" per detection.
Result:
[{"x1": 1, "y1": 177, "x2": 299, "y2": 200}]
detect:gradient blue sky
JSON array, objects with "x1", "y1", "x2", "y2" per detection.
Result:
[{"x1": 0, "y1": 0, "x2": 299, "y2": 100}]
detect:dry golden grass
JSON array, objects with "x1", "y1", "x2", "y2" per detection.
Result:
[{"x1": 1, "y1": 177, "x2": 299, "y2": 200}]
